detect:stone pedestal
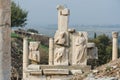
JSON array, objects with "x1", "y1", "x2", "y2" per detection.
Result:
[
  {"x1": 0, "y1": 0, "x2": 11, "y2": 80},
  {"x1": 23, "y1": 38, "x2": 29, "y2": 79},
  {"x1": 112, "y1": 32, "x2": 119, "y2": 61}
]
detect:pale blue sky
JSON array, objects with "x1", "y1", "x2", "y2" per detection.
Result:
[{"x1": 14, "y1": 0, "x2": 120, "y2": 27}]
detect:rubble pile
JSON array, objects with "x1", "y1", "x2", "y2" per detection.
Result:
[{"x1": 93, "y1": 58, "x2": 120, "y2": 78}]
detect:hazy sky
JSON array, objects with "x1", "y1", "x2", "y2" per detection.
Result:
[{"x1": 14, "y1": 0, "x2": 120, "y2": 27}]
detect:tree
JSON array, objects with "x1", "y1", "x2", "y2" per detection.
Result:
[
  {"x1": 27, "y1": 29, "x2": 39, "y2": 33},
  {"x1": 94, "y1": 32, "x2": 97, "y2": 39},
  {"x1": 11, "y1": 1, "x2": 28, "y2": 27}
]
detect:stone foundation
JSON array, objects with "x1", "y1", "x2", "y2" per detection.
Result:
[{"x1": 24, "y1": 65, "x2": 90, "y2": 80}]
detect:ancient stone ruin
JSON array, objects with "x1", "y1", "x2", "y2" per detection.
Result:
[
  {"x1": 0, "y1": 0, "x2": 119, "y2": 79},
  {"x1": 22, "y1": 5, "x2": 98, "y2": 80}
]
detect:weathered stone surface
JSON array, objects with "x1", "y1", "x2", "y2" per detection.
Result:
[
  {"x1": 87, "y1": 43, "x2": 95, "y2": 48},
  {"x1": 112, "y1": 32, "x2": 119, "y2": 61},
  {"x1": 26, "y1": 75, "x2": 46, "y2": 80},
  {"x1": 0, "y1": 0, "x2": 11, "y2": 80},
  {"x1": 40, "y1": 65, "x2": 69, "y2": 69},
  {"x1": 0, "y1": 0, "x2": 11, "y2": 25},
  {"x1": 29, "y1": 42, "x2": 40, "y2": 51},
  {"x1": 27, "y1": 64, "x2": 41, "y2": 70},
  {"x1": 57, "y1": 5, "x2": 69, "y2": 32},
  {"x1": 23, "y1": 38, "x2": 29, "y2": 79},
  {"x1": 87, "y1": 47, "x2": 98, "y2": 59},
  {"x1": 40, "y1": 65, "x2": 91, "y2": 72},
  {"x1": 29, "y1": 51, "x2": 40, "y2": 63},
  {"x1": 49, "y1": 38, "x2": 54, "y2": 65},
  {"x1": 71, "y1": 70, "x2": 83, "y2": 74},
  {"x1": 26, "y1": 70, "x2": 42, "y2": 75},
  {"x1": 29, "y1": 41, "x2": 40, "y2": 64},
  {"x1": 48, "y1": 75, "x2": 72, "y2": 80},
  {"x1": 25, "y1": 75, "x2": 72, "y2": 80},
  {"x1": 0, "y1": 27, "x2": 11, "y2": 80},
  {"x1": 85, "y1": 77, "x2": 118, "y2": 80},
  {"x1": 62, "y1": 8, "x2": 70, "y2": 15},
  {"x1": 54, "y1": 31, "x2": 69, "y2": 65},
  {"x1": 72, "y1": 32, "x2": 88, "y2": 65},
  {"x1": 43, "y1": 69, "x2": 69, "y2": 75}
]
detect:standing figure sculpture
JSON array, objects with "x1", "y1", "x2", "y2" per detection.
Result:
[
  {"x1": 54, "y1": 47, "x2": 65, "y2": 63},
  {"x1": 54, "y1": 32, "x2": 66, "y2": 45},
  {"x1": 54, "y1": 32, "x2": 68, "y2": 65},
  {"x1": 29, "y1": 42, "x2": 40, "y2": 64},
  {"x1": 74, "y1": 32, "x2": 87, "y2": 65}
]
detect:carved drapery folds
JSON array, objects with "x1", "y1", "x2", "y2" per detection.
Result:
[
  {"x1": 54, "y1": 31, "x2": 69, "y2": 65},
  {"x1": 72, "y1": 32, "x2": 88, "y2": 65},
  {"x1": 29, "y1": 42, "x2": 40, "y2": 64},
  {"x1": 48, "y1": 5, "x2": 98, "y2": 66}
]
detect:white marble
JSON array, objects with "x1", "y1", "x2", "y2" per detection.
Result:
[
  {"x1": 112, "y1": 32, "x2": 119, "y2": 61},
  {"x1": 72, "y1": 32, "x2": 88, "y2": 65},
  {"x1": 43, "y1": 69, "x2": 69, "y2": 75},
  {"x1": 29, "y1": 41, "x2": 40, "y2": 64},
  {"x1": 23, "y1": 38, "x2": 29, "y2": 79},
  {"x1": 49, "y1": 38, "x2": 54, "y2": 65}
]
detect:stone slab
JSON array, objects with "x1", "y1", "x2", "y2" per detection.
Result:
[
  {"x1": 47, "y1": 75, "x2": 72, "y2": 80},
  {"x1": 26, "y1": 70, "x2": 42, "y2": 75},
  {"x1": 87, "y1": 43, "x2": 95, "y2": 48},
  {"x1": 40, "y1": 65, "x2": 91, "y2": 71},
  {"x1": 62, "y1": 8, "x2": 69, "y2": 15},
  {"x1": 27, "y1": 64, "x2": 41, "y2": 70},
  {"x1": 70, "y1": 70, "x2": 83, "y2": 74},
  {"x1": 26, "y1": 75, "x2": 46, "y2": 80},
  {"x1": 40, "y1": 65, "x2": 68, "y2": 69},
  {"x1": 43, "y1": 69, "x2": 69, "y2": 75}
]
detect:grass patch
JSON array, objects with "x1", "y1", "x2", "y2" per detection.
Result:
[
  {"x1": 40, "y1": 44, "x2": 48, "y2": 52},
  {"x1": 11, "y1": 33, "x2": 20, "y2": 38}
]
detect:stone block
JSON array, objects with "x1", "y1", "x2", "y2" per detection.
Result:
[
  {"x1": 87, "y1": 43, "x2": 95, "y2": 48},
  {"x1": 47, "y1": 75, "x2": 72, "y2": 80},
  {"x1": 29, "y1": 42, "x2": 40, "y2": 51},
  {"x1": 70, "y1": 70, "x2": 83, "y2": 74},
  {"x1": 26, "y1": 75, "x2": 46, "y2": 80},
  {"x1": 43, "y1": 69, "x2": 69, "y2": 75},
  {"x1": 62, "y1": 8, "x2": 70, "y2": 15},
  {"x1": 27, "y1": 64, "x2": 41, "y2": 70},
  {"x1": 26, "y1": 69, "x2": 42, "y2": 75},
  {"x1": 40, "y1": 65, "x2": 68, "y2": 69}
]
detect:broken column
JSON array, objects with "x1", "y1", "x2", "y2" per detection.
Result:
[
  {"x1": 112, "y1": 32, "x2": 119, "y2": 61},
  {"x1": 0, "y1": 0, "x2": 11, "y2": 80},
  {"x1": 57, "y1": 5, "x2": 70, "y2": 32},
  {"x1": 49, "y1": 38, "x2": 54, "y2": 65},
  {"x1": 23, "y1": 38, "x2": 29, "y2": 79},
  {"x1": 53, "y1": 5, "x2": 70, "y2": 65}
]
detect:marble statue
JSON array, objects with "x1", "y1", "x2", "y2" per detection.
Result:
[
  {"x1": 54, "y1": 32, "x2": 66, "y2": 45},
  {"x1": 29, "y1": 42, "x2": 40, "y2": 64},
  {"x1": 54, "y1": 47, "x2": 65, "y2": 63},
  {"x1": 54, "y1": 31, "x2": 68, "y2": 65},
  {"x1": 74, "y1": 32, "x2": 87, "y2": 65}
]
